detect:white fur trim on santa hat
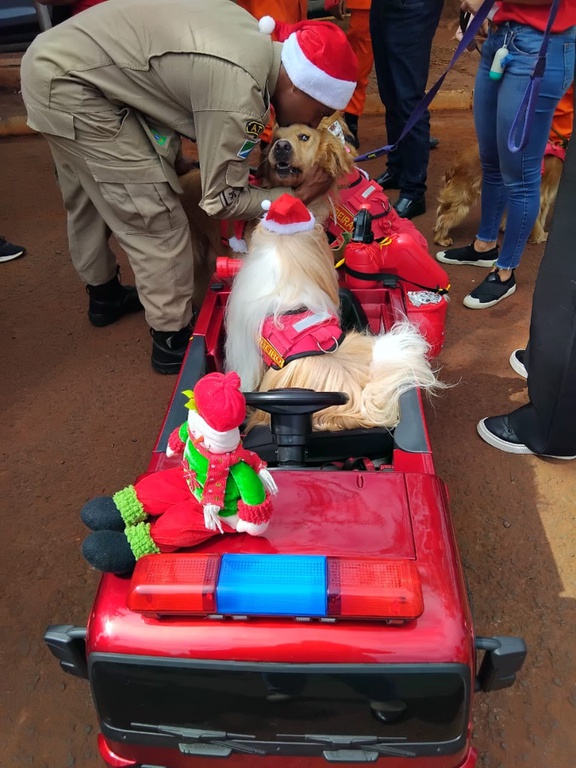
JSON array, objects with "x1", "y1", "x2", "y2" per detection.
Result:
[
  {"x1": 261, "y1": 216, "x2": 316, "y2": 236},
  {"x1": 282, "y1": 33, "x2": 355, "y2": 111},
  {"x1": 258, "y1": 16, "x2": 276, "y2": 35}
]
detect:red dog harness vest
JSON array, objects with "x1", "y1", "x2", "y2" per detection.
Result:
[
  {"x1": 260, "y1": 309, "x2": 345, "y2": 370},
  {"x1": 326, "y1": 167, "x2": 429, "y2": 251}
]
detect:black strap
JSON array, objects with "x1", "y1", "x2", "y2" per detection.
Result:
[{"x1": 344, "y1": 265, "x2": 450, "y2": 295}]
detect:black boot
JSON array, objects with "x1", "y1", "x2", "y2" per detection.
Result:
[
  {"x1": 344, "y1": 112, "x2": 360, "y2": 149},
  {"x1": 87, "y1": 266, "x2": 143, "y2": 327},
  {"x1": 150, "y1": 325, "x2": 192, "y2": 374}
]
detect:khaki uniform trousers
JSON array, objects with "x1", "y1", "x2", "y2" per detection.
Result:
[{"x1": 46, "y1": 100, "x2": 195, "y2": 333}]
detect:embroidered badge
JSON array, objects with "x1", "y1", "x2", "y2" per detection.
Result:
[
  {"x1": 219, "y1": 188, "x2": 239, "y2": 208},
  {"x1": 259, "y1": 337, "x2": 285, "y2": 368},
  {"x1": 152, "y1": 131, "x2": 168, "y2": 147},
  {"x1": 245, "y1": 120, "x2": 265, "y2": 139},
  {"x1": 237, "y1": 139, "x2": 258, "y2": 159}
]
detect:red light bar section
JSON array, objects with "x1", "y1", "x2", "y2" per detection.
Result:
[
  {"x1": 127, "y1": 554, "x2": 220, "y2": 616},
  {"x1": 327, "y1": 558, "x2": 424, "y2": 620}
]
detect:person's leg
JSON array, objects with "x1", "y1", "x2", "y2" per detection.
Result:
[
  {"x1": 371, "y1": 0, "x2": 443, "y2": 201},
  {"x1": 493, "y1": 26, "x2": 574, "y2": 275},
  {"x1": 462, "y1": 25, "x2": 575, "y2": 309},
  {"x1": 51, "y1": 154, "x2": 117, "y2": 286},
  {"x1": 370, "y1": 0, "x2": 402, "y2": 181},
  {"x1": 47, "y1": 103, "x2": 195, "y2": 371},
  {"x1": 473, "y1": 28, "x2": 508, "y2": 252},
  {"x1": 509, "y1": 104, "x2": 576, "y2": 456}
]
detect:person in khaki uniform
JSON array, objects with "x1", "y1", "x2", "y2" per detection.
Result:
[{"x1": 20, "y1": 0, "x2": 357, "y2": 374}]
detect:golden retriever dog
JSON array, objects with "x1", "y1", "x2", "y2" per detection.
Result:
[
  {"x1": 224, "y1": 194, "x2": 440, "y2": 433},
  {"x1": 433, "y1": 143, "x2": 565, "y2": 247},
  {"x1": 179, "y1": 116, "x2": 356, "y2": 306}
]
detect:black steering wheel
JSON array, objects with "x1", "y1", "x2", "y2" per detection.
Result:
[
  {"x1": 244, "y1": 389, "x2": 349, "y2": 466},
  {"x1": 244, "y1": 389, "x2": 348, "y2": 414}
]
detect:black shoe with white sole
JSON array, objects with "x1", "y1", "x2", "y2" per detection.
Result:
[
  {"x1": 0, "y1": 236, "x2": 26, "y2": 263},
  {"x1": 436, "y1": 241, "x2": 498, "y2": 267},
  {"x1": 477, "y1": 415, "x2": 576, "y2": 459},
  {"x1": 463, "y1": 269, "x2": 516, "y2": 309},
  {"x1": 509, "y1": 348, "x2": 527, "y2": 379}
]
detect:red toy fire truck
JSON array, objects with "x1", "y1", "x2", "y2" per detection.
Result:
[{"x1": 44, "y1": 212, "x2": 526, "y2": 768}]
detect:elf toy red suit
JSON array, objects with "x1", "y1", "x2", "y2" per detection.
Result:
[{"x1": 81, "y1": 372, "x2": 277, "y2": 573}]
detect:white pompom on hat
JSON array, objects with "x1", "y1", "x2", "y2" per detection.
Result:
[
  {"x1": 260, "y1": 194, "x2": 316, "y2": 236},
  {"x1": 259, "y1": 16, "x2": 358, "y2": 111}
]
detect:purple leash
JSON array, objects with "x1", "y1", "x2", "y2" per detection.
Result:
[{"x1": 508, "y1": 0, "x2": 561, "y2": 152}]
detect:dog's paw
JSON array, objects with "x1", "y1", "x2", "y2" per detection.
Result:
[
  {"x1": 433, "y1": 234, "x2": 453, "y2": 247},
  {"x1": 528, "y1": 229, "x2": 548, "y2": 244}
]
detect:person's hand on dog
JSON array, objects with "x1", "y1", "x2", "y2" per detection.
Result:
[
  {"x1": 460, "y1": 0, "x2": 485, "y2": 13},
  {"x1": 292, "y1": 164, "x2": 335, "y2": 205}
]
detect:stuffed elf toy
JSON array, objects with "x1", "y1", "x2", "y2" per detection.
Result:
[{"x1": 81, "y1": 372, "x2": 277, "y2": 574}]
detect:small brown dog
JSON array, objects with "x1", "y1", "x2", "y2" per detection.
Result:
[{"x1": 433, "y1": 143, "x2": 565, "y2": 247}]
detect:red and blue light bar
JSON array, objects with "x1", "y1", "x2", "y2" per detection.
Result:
[{"x1": 127, "y1": 554, "x2": 424, "y2": 622}]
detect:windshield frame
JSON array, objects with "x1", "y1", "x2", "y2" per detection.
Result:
[{"x1": 89, "y1": 653, "x2": 472, "y2": 759}]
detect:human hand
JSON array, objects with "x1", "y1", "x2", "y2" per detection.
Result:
[
  {"x1": 460, "y1": 0, "x2": 486, "y2": 13},
  {"x1": 324, "y1": 0, "x2": 346, "y2": 21},
  {"x1": 292, "y1": 164, "x2": 334, "y2": 204}
]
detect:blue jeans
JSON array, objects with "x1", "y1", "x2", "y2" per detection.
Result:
[{"x1": 474, "y1": 22, "x2": 575, "y2": 270}]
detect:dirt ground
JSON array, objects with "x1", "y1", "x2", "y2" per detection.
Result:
[{"x1": 1, "y1": 19, "x2": 575, "y2": 768}]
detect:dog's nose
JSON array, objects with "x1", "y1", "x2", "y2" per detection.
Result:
[{"x1": 272, "y1": 140, "x2": 293, "y2": 161}]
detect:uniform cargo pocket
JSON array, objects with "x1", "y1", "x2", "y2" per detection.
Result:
[{"x1": 86, "y1": 161, "x2": 188, "y2": 244}]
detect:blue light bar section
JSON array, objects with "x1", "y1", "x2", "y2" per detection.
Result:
[{"x1": 216, "y1": 554, "x2": 327, "y2": 617}]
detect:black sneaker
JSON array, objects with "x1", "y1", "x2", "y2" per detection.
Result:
[
  {"x1": 0, "y1": 236, "x2": 26, "y2": 263},
  {"x1": 150, "y1": 326, "x2": 192, "y2": 374},
  {"x1": 87, "y1": 266, "x2": 143, "y2": 327},
  {"x1": 509, "y1": 348, "x2": 527, "y2": 379},
  {"x1": 436, "y1": 241, "x2": 499, "y2": 267},
  {"x1": 463, "y1": 269, "x2": 516, "y2": 309}
]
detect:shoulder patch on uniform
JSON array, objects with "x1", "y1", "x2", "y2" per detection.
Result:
[
  {"x1": 220, "y1": 187, "x2": 239, "y2": 208},
  {"x1": 245, "y1": 120, "x2": 265, "y2": 139},
  {"x1": 237, "y1": 139, "x2": 258, "y2": 159}
]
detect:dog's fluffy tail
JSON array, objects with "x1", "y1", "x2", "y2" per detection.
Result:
[{"x1": 362, "y1": 321, "x2": 439, "y2": 428}]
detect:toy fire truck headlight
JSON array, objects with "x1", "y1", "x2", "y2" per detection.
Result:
[{"x1": 127, "y1": 554, "x2": 424, "y2": 622}]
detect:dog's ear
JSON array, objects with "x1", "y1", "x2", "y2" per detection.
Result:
[{"x1": 316, "y1": 130, "x2": 356, "y2": 182}]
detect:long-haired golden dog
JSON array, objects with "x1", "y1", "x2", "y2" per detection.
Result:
[
  {"x1": 433, "y1": 143, "x2": 564, "y2": 247},
  {"x1": 224, "y1": 196, "x2": 439, "y2": 433},
  {"x1": 180, "y1": 116, "x2": 356, "y2": 306}
]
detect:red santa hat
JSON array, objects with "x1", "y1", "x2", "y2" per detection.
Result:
[
  {"x1": 192, "y1": 372, "x2": 246, "y2": 433},
  {"x1": 259, "y1": 17, "x2": 357, "y2": 111},
  {"x1": 260, "y1": 194, "x2": 316, "y2": 235}
]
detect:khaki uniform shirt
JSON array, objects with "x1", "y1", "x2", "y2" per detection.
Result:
[{"x1": 21, "y1": 0, "x2": 287, "y2": 220}]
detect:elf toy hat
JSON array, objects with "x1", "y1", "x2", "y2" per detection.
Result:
[
  {"x1": 260, "y1": 194, "x2": 315, "y2": 235},
  {"x1": 188, "y1": 372, "x2": 246, "y2": 433},
  {"x1": 258, "y1": 17, "x2": 357, "y2": 111}
]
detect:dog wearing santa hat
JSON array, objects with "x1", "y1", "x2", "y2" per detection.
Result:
[{"x1": 224, "y1": 194, "x2": 440, "y2": 433}]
